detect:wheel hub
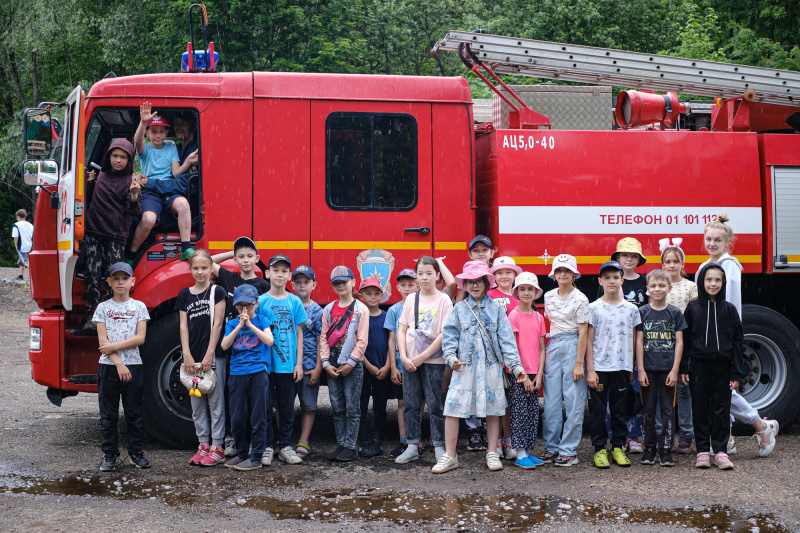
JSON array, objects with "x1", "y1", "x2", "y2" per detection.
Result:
[
  {"x1": 157, "y1": 346, "x2": 193, "y2": 420},
  {"x1": 740, "y1": 334, "x2": 787, "y2": 411}
]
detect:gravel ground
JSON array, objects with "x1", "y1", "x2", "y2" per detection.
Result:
[{"x1": 0, "y1": 269, "x2": 798, "y2": 532}]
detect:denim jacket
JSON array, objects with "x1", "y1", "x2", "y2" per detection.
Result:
[{"x1": 442, "y1": 294, "x2": 523, "y2": 376}]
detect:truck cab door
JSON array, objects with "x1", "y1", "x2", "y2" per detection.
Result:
[
  {"x1": 57, "y1": 86, "x2": 85, "y2": 311},
  {"x1": 310, "y1": 102, "x2": 433, "y2": 302}
]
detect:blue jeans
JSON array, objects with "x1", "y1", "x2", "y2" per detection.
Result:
[
  {"x1": 266, "y1": 373, "x2": 296, "y2": 449},
  {"x1": 403, "y1": 363, "x2": 445, "y2": 447},
  {"x1": 328, "y1": 362, "x2": 364, "y2": 449},
  {"x1": 541, "y1": 331, "x2": 587, "y2": 457},
  {"x1": 229, "y1": 370, "x2": 269, "y2": 461}
]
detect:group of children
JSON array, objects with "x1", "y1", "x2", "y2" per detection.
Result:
[{"x1": 94, "y1": 214, "x2": 779, "y2": 474}]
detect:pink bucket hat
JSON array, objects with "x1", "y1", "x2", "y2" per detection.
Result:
[
  {"x1": 456, "y1": 261, "x2": 496, "y2": 291},
  {"x1": 548, "y1": 254, "x2": 581, "y2": 280},
  {"x1": 512, "y1": 272, "x2": 543, "y2": 300},
  {"x1": 489, "y1": 256, "x2": 522, "y2": 276}
]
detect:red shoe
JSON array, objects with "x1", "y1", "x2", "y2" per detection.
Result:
[
  {"x1": 200, "y1": 445, "x2": 226, "y2": 466},
  {"x1": 190, "y1": 443, "x2": 210, "y2": 465}
]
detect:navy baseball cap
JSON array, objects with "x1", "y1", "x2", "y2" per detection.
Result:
[
  {"x1": 330, "y1": 266, "x2": 355, "y2": 283},
  {"x1": 396, "y1": 268, "x2": 417, "y2": 281},
  {"x1": 233, "y1": 284, "x2": 259, "y2": 305},
  {"x1": 292, "y1": 265, "x2": 315, "y2": 281},
  {"x1": 599, "y1": 260, "x2": 624, "y2": 275},
  {"x1": 108, "y1": 262, "x2": 133, "y2": 277},
  {"x1": 268, "y1": 254, "x2": 291, "y2": 268},
  {"x1": 469, "y1": 235, "x2": 492, "y2": 250},
  {"x1": 233, "y1": 236, "x2": 258, "y2": 252}
]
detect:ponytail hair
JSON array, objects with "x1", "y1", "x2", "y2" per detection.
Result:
[{"x1": 704, "y1": 213, "x2": 735, "y2": 251}]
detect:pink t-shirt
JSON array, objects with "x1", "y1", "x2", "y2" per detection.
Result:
[
  {"x1": 488, "y1": 288, "x2": 519, "y2": 316},
  {"x1": 509, "y1": 308, "x2": 547, "y2": 375}
]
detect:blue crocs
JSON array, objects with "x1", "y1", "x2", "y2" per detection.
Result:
[{"x1": 514, "y1": 456, "x2": 537, "y2": 469}]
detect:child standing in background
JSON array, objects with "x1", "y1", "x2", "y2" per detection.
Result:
[
  {"x1": 587, "y1": 260, "x2": 642, "y2": 469},
  {"x1": 321, "y1": 266, "x2": 369, "y2": 462},
  {"x1": 635, "y1": 269, "x2": 687, "y2": 467},
  {"x1": 291, "y1": 265, "x2": 323, "y2": 458},
  {"x1": 385, "y1": 269, "x2": 419, "y2": 457},
  {"x1": 507, "y1": 272, "x2": 547, "y2": 469},
  {"x1": 659, "y1": 239, "x2": 697, "y2": 454},
  {"x1": 358, "y1": 278, "x2": 392, "y2": 457},
  {"x1": 257, "y1": 254, "x2": 308, "y2": 466},
  {"x1": 540, "y1": 254, "x2": 589, "y2": 467},
  {"x1": 433, "y1": 261, "x2": 525, "y2": 473},
  {"x1": 176, "y1": 250, "x2": 228, "y2": 466}
]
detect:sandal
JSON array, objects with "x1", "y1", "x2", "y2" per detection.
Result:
[{"x1": 295, "y1": 443, "x2": 310, "y2": 457}]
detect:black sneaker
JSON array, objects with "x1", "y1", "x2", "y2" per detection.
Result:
[
  {"x1": 335, "y1": 447, "x2": 358, "y2": 462},
  {"x1": 480, "y1": 432, "x2": 490, "y2": 451},
  {"x1": 659, "y1": 449, "x2": 675, "y2": 467},
  {"x1": 329, "y1": 445, "x2": 345, "y2": 461},
  {"x1": 641, "y1": 447, "x2": 657, "y2": 465},
  {"x1": 16, "y1": 275, "x2": 23, "y2": 281},
  {"x1": 372, "y1": 439, "x2": 384, "y2": 456},
  {"x1": 100, "y1": 455, "x2": 118, "y2": 471},
  {"x1": 539, "y1": 451, "x2": 559, "y2": 464},
  {"x1": 467, "y1": 430, "x2": 483, "y2": 451},
  {"x1": 358, "y1": 441, "x2": 374, "y2": 458},
  {"x1": 130, "y1": 452, "x2": 151, "y2": 469},
  {"x1": 390, "y1": 442, "x2": 408, "y2": 458}
]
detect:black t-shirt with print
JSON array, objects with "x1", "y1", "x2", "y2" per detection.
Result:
[
  {"x1": 175, "y1": 285, "x2": 227, "y2": 359},
  {"x1": 637, "y1": 304, "x2": 688, "y2": 372},
  {"x1": 216, "y1": 267, "x2": 270, "y2": 321}
]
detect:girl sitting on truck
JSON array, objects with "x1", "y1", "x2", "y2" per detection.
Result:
[
  {"x1": 433, "y1": 260, "x2": 525, "y2": 473},
  {"x1": 698, "y1": 215, "x2": 779, "y2": 458},
  {"x1": 176, "y1": 250, "x2": 228, "y2": 466}
]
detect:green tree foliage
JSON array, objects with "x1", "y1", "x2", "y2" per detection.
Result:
[{"x1": 0, "y1": 0, "x2": 798, "y2": 264}]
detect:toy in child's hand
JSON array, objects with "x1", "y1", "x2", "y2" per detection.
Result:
[{"x1": 180, "y1": 363, "x2": 217, "y2": 396}]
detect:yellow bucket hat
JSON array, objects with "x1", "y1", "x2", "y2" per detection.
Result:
[{"x1": 611, "y1": 237, "x2": 646, "y2": 266}]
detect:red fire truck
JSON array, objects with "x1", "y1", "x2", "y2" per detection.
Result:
[{"x1": 21, "y1": 31, "x2": 800, "y2": 446}]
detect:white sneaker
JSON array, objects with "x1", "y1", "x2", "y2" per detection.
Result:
[
  {"x1": 432, "y1": 453, "x2": 459, "y2": 474},
  {"x1": 502, "y1": 444, "x2": 516, "y2": 460},
  {"x1": 756, "y1": 418, "x2": 779, "y2": 458},
  {"x1": 486, "y1": 451, "x2": 503, "y2": 471},
  {"x1": 261, "y1": 448, "x2": 274, "y2": 466},
  {"x1": 727, "y1": 436, "x2": 737, "y2": 455},
  {"x1": 394, "y1": 446, "x2": 420, "y2": 464},
  {"x1": 278, "y1": 446, "x2": 303, "y2": 464},
  {"x1": 224, "y1": 436, "x2": 236, "y2": 457}
]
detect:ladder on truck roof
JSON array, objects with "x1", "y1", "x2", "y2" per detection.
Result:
[{"x1": 432, "y1": 31, "x2": 800, "y2": 107}]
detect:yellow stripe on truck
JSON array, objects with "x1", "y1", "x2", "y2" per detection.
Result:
[
  {"x1": 314, "y1": 241, "x2": 430, "y2": 250},
  {"x1": 435, "y1": 242, "x2": 467, "y2": 251},
  {"x1": 514, "y1": 254, "x2": 761, "y2": 265},
  {"x1": 208, "y1": 241, "x2": 310, "y2": 250},
  {"x1": 57, "y1": 241, "x2": 71, "y2": 250}
]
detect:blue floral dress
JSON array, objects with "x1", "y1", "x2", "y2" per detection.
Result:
[{"x1": 444, "y1": 332, "x2": 507, "y2": 418}]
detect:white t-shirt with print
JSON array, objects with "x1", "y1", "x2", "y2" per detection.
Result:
[
  {"x1": 398, "y1": 291, "x2": 453, "y2": 365},
  {"x1": 93, "y1": 298, "x2": 150, "y2": 365},
  {"x1": 666, "y1": 278, "x2": 698, "y2": 313},
  {"x1": 588, "y1": 299, "x2": 641, "y2": 372},
  {"x1": 543, "y1": 287, "x2": 589, "y2": 334}
]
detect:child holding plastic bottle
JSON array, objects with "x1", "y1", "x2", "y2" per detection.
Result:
[
  {"x1": 507, "y1": 272, "x2": 547, "y2": 469},
  {"x1": 175, "y1": 250, "x2": 228, "y2": 466},
  {"x1": 433, "y1": 261, "x2": 525, "y2": 473}
]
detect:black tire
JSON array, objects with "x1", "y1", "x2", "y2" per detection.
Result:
[
  {"x1": 734, "y1": 304, "x2": 800, "y2": 432},
  {"x1": 141, "y1": 312, "x2": 196, "y2": 448}
]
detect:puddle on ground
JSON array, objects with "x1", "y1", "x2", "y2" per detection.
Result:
[{"x1": 0, "y1": 473, "x2": 788, "y2": 532}]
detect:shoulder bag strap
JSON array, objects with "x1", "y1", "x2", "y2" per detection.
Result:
[
  {"x1": 467, "y1": 302, "x2": 498, "y2": 360},
  {"x1": 414, "y1": 292, "x2": 420, "y2": 331},
  {"x1": 325, "y1": 300, "x2": 356, "y2": 342}
]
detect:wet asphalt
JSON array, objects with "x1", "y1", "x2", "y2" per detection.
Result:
[{"x1": 0, "y1": 272, "x2": 798, "y2": 532}]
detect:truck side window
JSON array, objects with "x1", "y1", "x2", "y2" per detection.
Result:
[{"x1": 326, "y1": 113, "x2": 417, "y2": 211}]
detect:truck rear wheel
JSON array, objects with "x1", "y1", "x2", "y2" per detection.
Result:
[
  {"x1": 141, "y1": 313, "x2": 196, "y2": 448},
  {"x1": 737, "y1": 305, "x2": 800, "y2": 429}
]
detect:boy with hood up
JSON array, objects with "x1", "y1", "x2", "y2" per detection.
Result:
[
  {"x1": 680, "y1": 263, "x2": 747, "y2": 470},
  {"x1": 83, "y1": 139, "x2": 142, "y2": 330}
]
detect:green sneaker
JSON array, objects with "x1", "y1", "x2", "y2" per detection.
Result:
[
  {"x1": 180, "y1": 247, "x2": 195, "y2": 261},
  {"x1": 594, "y1": 449, "x2": 610, "y2": 469},
  {"x1": 611, "y1": 447, "x2": 631, "y2": 467}
]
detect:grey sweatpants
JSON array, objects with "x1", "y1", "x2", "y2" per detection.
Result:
[{"x1": 190, "y1": 357, "x2": 227, "y2": 445}]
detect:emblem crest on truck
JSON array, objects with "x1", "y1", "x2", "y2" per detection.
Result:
[{"x1": 356, "y1": 249, "x2": 396, "y2": 303}]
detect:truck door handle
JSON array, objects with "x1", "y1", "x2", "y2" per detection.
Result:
[{"x1": 404, "y1": 227, "x2": 430, "y2": 234}]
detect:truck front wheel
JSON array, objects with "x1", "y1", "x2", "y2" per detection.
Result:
[
  {"x1": 737, "y1": 305, "x2": 800, "y2": 428},
  {"x1": 141, "y1": 313, "x2": 196, "y2": 448}
]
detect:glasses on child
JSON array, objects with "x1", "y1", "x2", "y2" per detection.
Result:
[
  {"x1": 465, "y1": 279, "x2": 485, "y2": 287},
  {"x1": 235, "y1": 303, "x2": 255, "y2": 311}
]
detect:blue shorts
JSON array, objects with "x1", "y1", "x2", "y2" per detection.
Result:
[
  {"x1": 17, "y1": 251, "x2": 29, "y2": 266},
  {"x1": 295, "y1": 373, "x2": 319, "y2": 411},
  {"x1": 141, "y1": 189, "x2": 183, "y2": 227}
]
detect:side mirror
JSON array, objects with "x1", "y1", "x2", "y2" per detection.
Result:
[
  {"x1": 22, "y1": 159, "x2": 59, "y2": 187},
  {"x1": 24, "y1": 108, "x2": 53, "y2": 157}
]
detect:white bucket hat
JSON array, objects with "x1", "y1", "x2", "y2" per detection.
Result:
[
  {"x1": 548, "y1": 254, "x2": 581, "y2": 280},
  {"x1": 512, "y1": 272, "x2": 543, "y2": 300},
  {"x1": 489, "y1": 256, "x2": 523, "y2": 275}
]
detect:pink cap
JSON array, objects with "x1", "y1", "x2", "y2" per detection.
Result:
[
  {"x1": 359, "y1": 277, "x2": 383, "y2": 292},
  {"x1": 455, "y1": 261, "x2": 496, "y2": 291},
  {"x1": 489, "y1": 256, "x2": 522, "y2": 276}
]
